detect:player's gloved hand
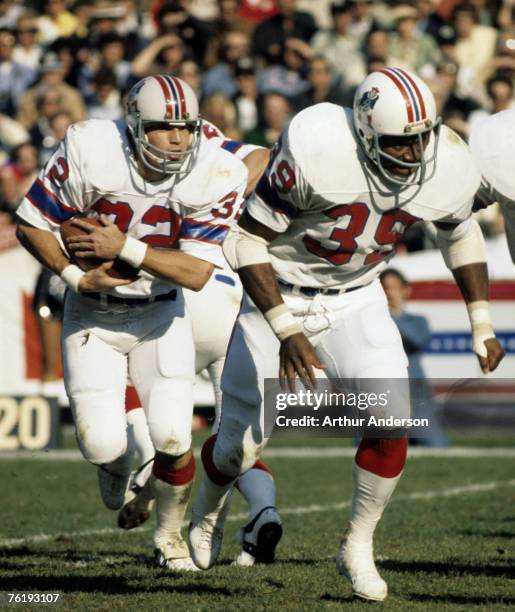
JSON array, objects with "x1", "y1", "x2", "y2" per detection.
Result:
[
  {"x1": 78, "y1": 261, "x2": 132, "y2": 292},
  {"x1": 66, "y1": 215, "x2": 126, "y2": 260},
  {"x1": 279, "y1": 332, "x2": 326, "y2": 392},
  {"x1": 477, "y1": 338, "x2": 505, "y2": 374}
]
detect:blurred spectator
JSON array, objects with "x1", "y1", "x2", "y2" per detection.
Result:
[
  {"x1": 251, "y1": 0, "x2": 317, "y2": 63},
  {"x1": 72, "y1": 0, "x2": 93, "y2": 38},
  {"x1": 311, "y1": 1, "x2": 367, "y2": 89},
  {"x1": 364, "y1": 27, "x2": 390, "y2": 63},
  {"x1": 86, "y1": 67, "x2": 123, "y2": 120},
  {"x1": 257, "y1": 36, "x2": 311, "y2": 98},
  {"x1": 177, "y1": 59, "x2": 202, "y2": 98},
  {"x1": 232, "y1": 55, "x2": 260, "y2": 132},
  {"x1": 131, "y1": 32, "x2": 185, "y2": 77},
  {"x1": 348, "y1": 0, "x2": 377, "y2": 46},
  {"x1": 10, "y1": 141, "x2": 39, "y2": 199},
  {"x1": 200, "y1": 93, "x2": 242, "y2": 140},
  {"x1": 388, "y1": 4, "x2": 441, "y2": 76},
  {"x1": 88, "y1": 2, "x2": 144, "y2": 60},
  {"x1": 0, "y1": 112, "x2": 29, "y2": 164},
  {"x1": 0, "y1": 0, "x2": 23, "y2": 30},
  {"x1": 239, "y1": 0, "x2": 278, "y2": 28},
  {"x1": 0, "y1": 163, "x2": 20, "y2": 222},
  {"x1": 0, "y1": 27, "x2": 36, "y2": 116},
  {"x1": 453, "y1": 3, "x2": 497, "y2": 74},
  {"x1": 33, "y1": 108, "x2": 72, "y2": 166},
  {"x1": 156, "y1": 1, "x2": 211, "y2": 66},
  {"x1": 380, "y1": 268, "x2": 448, "y2": 447},
  {"x1": 13, "y1": 11, "x2": 43, "y2": 71},
  {"x1": 17, "y1": 51, "x2": 86, "y2": 129},
  {"x1": 37, "y1": 0, "x2": 79, "y2": 44},
  {"x1": 486, "y1": 72, "x2": 515, "y2": 112},
  {"x1": 203, "y1": 30, "x2": 250, "y2": 97},
  {"x1": 415, "y1": 0, "x2": 445, "y2": 41},
  {"x1": 291, "y1": 54, "x2": 347, "y2": 111},
  {"x1": 245, "y1": 91, "x2": 291, "y2": 147}
]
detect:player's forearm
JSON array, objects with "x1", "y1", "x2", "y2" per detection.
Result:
[
  {"x1": 238, "y1": 263, "x2": 285, "y2": 312},
  {"x1": 242, "y1": 148, "x2": 270, "y2": 197},
  {"x1": 141, "y1": 247, "x2": 214, "y2": 291},
  {"x1": 451, "y1": 263, "x2": 489, "y2": 304},
  {"x1": 16, "y1": 221, "x2": 70, "y2": 275}
]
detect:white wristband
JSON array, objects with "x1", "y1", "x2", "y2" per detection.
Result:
[
  {"x1": 264, "y1": 304, "x2": 302, "y2": 341},
  {"x1": 466, "y1": 300, "x2": 495, "y2": 358},
  {"x1": 119, "y1": 236, "x2": 147, "y2": 268},
  {"x1": 60, "y1": 264, "x2": 85, "y2": 293}
]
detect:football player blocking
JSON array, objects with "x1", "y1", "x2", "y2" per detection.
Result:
[
  {"x1": 15, "y1": 75, "x2": 256, "y2": 572},
  {"x1": 189, "y1": 68, "x2": 504, "y2": 601}
]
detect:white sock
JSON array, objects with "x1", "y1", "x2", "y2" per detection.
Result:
[
  {"x1": 127, "y1": 407, "x2": 155, "y2": 487},
  {"x1": 237, "y1": 469, "x2": 276, "y2": 522},
  {"x1": 348, "y1": 461, "x2": 403, "y2": 545},
  {"x1": 153, "y1": 477, "x2": 193, "y2": 550}
]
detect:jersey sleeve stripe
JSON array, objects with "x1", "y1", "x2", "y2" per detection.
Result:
[
  {"x1": 221, "y1": 140, "x2": 243, "y2": 153},
  {"x1": 25, "y1": 179, "x2": 76, "y2": 223},
  {"x1": 180, "y1": 219, "x2": 229, "y2": 245},
  {"x1": 255, "y1": 174, "x2": 298, "y2": 218}
]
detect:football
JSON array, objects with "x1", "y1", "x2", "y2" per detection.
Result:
[{"x1": 60, "y1": 216, "x2": 139, "y2": 280}]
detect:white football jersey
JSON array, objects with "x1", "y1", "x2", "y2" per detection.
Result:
[
  {"x1": 201, "y1": 120, "x2": 262, "y2": 161},
  {"x1": 245, "y1": 103, "x2": 481, "y2": 288},
  {"x1": 469, "y1": 109, "x2": 515, "y2": 263},
  {"x1": 17, "y1": 119, "x2": 248, "y2": 297}
]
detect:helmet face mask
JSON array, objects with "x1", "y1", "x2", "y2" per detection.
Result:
[
  {"x1": 126, "y1": 75, "x2": 203, "y2": 177},
  {"x1": 353, "y1": 68, "x2": 440, "y2": 186}
]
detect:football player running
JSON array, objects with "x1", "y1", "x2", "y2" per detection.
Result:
[
  {"x1": 16, "y1": 75, "x2": 247, "y2": 572},
  {"x1": 469, "y1": 109, "x2": 515, "y2": 263},
  {"x1": 188, "y1": 68, "x2": 505, "y2": 599},
  {"x1": 119, "y1": 123, "x2": 282, "y2": 567}
]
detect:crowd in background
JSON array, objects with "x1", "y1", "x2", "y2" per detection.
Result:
[{"x1": 0, "y1": 0, "x2": 512, "y2": 248}]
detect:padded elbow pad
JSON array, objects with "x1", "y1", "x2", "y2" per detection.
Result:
[
  {"x1": 222, "y1": 225, "x2": 270, "y2": 271},
  {"x1": 437, "y1": 218, "x2": 487, "y2": 269}
]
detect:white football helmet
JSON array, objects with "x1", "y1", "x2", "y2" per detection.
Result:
[
  {"x1": 126, "y1": 75, "x2": 202, "y2": 176},
  {"x1": 353, "y1": 67, "x2": 440, "y2": 185}
]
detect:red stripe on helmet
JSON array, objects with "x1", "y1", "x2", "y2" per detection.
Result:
[
  {"x1": 380, "y1": 68, "x2": 414, "y2": 123},
  {"x1": 396, "y1": 68, "x2": 427, "y2": 120},
  {"x1": 153, "y1": 75, "x2": 175, "y2": 118},
  {"x1": 170, "y1": 76, "x2": 187, "y2": 117}
]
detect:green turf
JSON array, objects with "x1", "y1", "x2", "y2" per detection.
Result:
[{"x1": 1, "y1": 440, "x2": 514, "y2": 611}]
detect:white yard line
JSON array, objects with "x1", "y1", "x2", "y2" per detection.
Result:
[
  {"x1": 1, "y1": 478, "x2": 514, "y2": 549},
  {"x1": 0, "y1": 446, "x2": 514, "y2": 461}
]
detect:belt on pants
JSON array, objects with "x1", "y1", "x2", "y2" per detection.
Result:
[
  {"x1": 83, "y1": 289, "x2": 177, "y2": 306},
  {"x1": 277, "y1": 279, "x2": 364, "y2": 297}
]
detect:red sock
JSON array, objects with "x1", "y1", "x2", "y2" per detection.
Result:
[
  {"x1": 355, "y1": 437, "x2": 408, "y2": 478},
  {"x1": 125, "y1": 386, "x2": 142, "y2": 413},
  {"x1": 153, "y1": 450, "x2": 196, "y2": 485},
  {"x1": 252, "y1": 459, "x2": 273, "y2": 477},
  {"x1": 201, "y1": 435, "x2": 234, "y2": 486}
]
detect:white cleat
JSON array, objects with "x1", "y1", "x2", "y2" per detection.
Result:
[
  {"x1": 233, "y1": 506, "x2": 282, "y2": 567},
  {"x1": 97, "y1": 465, "x2": 131, "y2": 511},
  {"x1": 336, "y1": 533, "x2": 388, "y2": 602},
  {"x1": 118, "y1": 471, "x2": 155, "y2": 530},
  {"x1": 154, "y1": 534, "x2": 199, "y2": 572},
  {"x1": 189, "y1": 490, "x2": 232, "y2": 570}
]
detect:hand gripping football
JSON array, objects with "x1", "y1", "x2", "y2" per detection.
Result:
[{"x1": 60, "y1": 217, "x2": 139, "y2": 280}]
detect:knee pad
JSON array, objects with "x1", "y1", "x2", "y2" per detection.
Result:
[
  {"x1": 75, "y1": 417, "x2": 127, "y2": 465},
  {"x1": 213, "y1": 415, "x2": 264, "y2": 477}
]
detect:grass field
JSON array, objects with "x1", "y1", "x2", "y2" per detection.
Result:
[{"x1": 1, "y1": 433, "x2": 514, "y2": 611}]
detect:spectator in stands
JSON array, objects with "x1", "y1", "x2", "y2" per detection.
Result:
[
  {"x1": 86, "y1": 67, "x2": 123, "y2": 120},
  {"x1": 10, "y1": 142, "x2": 39, "y2": 201},
  {"x1": 203, "y1": 30, "x2": 250, "y2": 97},
  {"x1": 177, "y1": 59, "x2": 203, "y2": 99},
  {"x1": 37, "y1": 0, "x2": 79, "y2": 44},
  {"x1": 35, "y1": 109, "x2": 72, "y2": 166},
  {"x1": 348, "y1": 0, "x2": 377, "y2": 46},
  {"x1": 0, "y1": 0, "x2": 23, "y2": 31},
  {"x1": 131, "y1": 32, "x2": 185, "y2": 78},
  {"x1": 0, "y1": 112, "x2": 28, "y2": 164},
  {"x1": 232, "y1": 55, "x2": 260, "y2": 132},
  {"x1": 251, "y1": 0, "x2": 317, "y2": 63},
  {"x1": 245, "y1": 91, "x2": 291, "y2": 147},
  {"x1": 291, "y1": 54, "x2": 347, "y2": 111},
  {"x1": 156, "y1": 1, "x2": 211, "y2": 67},
  {"x1": 17, "y1": 51, "x2": 86, "y2": 130},
  {"x1": 13, "y1": 11, "x2": 42, "y2": 71},
  {"x1": 486, "y1": 73, "x2": 515, "y2": 112},
  {"x1": 201, "y1": 92, "x2": 242, "y2": 140},
  {"x1": 0, "y1": 27, "x2": 36, "y2": 116},
  {"x1": 257, "y1": 36, "x2": 311, "y2": 99},
  {"x1": 311, "y1": 0, "x2": 367, "y2": 90},
  {"x1": 380, "y1": 268, "x2": 448, "y2": 447},
  {"x1": 388, "y1": 4, "x2": 441, "y2": 76},
  {"x1": 453, "y1": 3, "x2": 497, "y2": 75}
]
